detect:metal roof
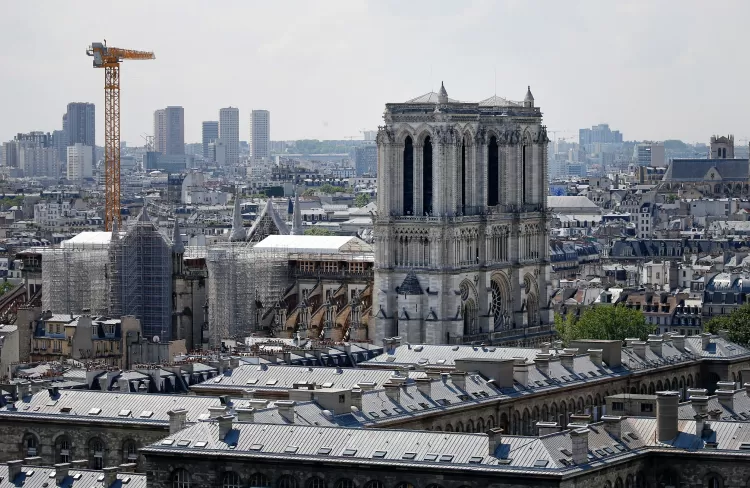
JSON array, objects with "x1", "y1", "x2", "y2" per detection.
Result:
[
  {"x1": 0, "y1": 465, "x2": 146, "y2": 488},
  {"x1": 253, "y1": 235, "x2": 372, "y2": 254}
]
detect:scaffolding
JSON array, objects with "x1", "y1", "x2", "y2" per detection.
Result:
[
  {"x1": 40, "y1": 243, "x2": 110, "y2": 316},
  {"x1": 206, "y1": 243, "x2": 289, "y2": 348}
]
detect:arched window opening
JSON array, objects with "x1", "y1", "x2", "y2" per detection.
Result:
[
  {"x1": 461, "y1": 139, "x2": 467, "y2": 212},
  {"x1": 363, "y1": 482, "x2": 383, "y2": 488},
  {"x1": 334, "y1": 479, "x2": 355, "y2": 488},
  {"x1": 423, "y1": 136, "x2": 433, "y2": 214},
  {"x1": 522, "y1": 144, "x2": 528, "y2": 204},
  {"x1": 123, "y1": 440, "x2": 138, "y2": 464},
  {"x1": 89, "y1": 438, "x2": 105, "y2": 470},
  {"x1": 488, "y1": 136, "x2": 499, "y2": 206},
  {"x1": 249, "y1": 473, "x2": 270, "y2": 487},
  {"x1": 172, "y1": 469, "x2": 191, "y2": 488},
  {"x1": 222, "y1": 472, "x2": 241, "y2": 488},
  {"x1": 306, "y1": 477, "x2": 326, "y2": 488},
  {"x1": 278, "y1": 476, "x2": 298, "y2": 488},
  {"x1": 403, "y1": 136, "x2": 414, "y2": 216},
  {"x1": 394, "y1": 483, "x2": 415, "y2": 488},
  {"x1": 23, "y1": 434, "x2": 38, "y2": 457},
  {"x1": 57, "y1": 436, "x2": 72, "y2": 464},
  {"x1": 463, "y1": 298, "x2": 478, "y2": 336}
]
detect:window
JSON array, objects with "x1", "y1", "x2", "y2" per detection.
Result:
[
  {"x1": 334, "y1": 480, "x2": 355, "y2": 488},
  {"x1": 641, "y1": 404, "x2": 653, "y2": 413},
  {"x1": 89, "y1": 438, "x2": 105, "y2": 469},
  {"x1": 306, "y1": 477, "x2": 326, "y2": 488},
  {"x1": 277, "y1": 476, "x2": 297, "y2": 488},
  {"x1": 363, "y1": 482, "x2": 383, "y2": 488},
  {"x1": 349, "y1": 262, "x2": 365, "y2": 273},
  {"x1": 611, "y1": 402, "x2": 624, "y2": 411},
  {"x1": 123, "y1": 440, "x2": 138, "y2": 463},
  {"x1": 57, "y1": 437, "x2": 71, "y2": 463},
  {"x1": 249, "y1": 473, "x2": 270, "y2": 487},
  {"x1": 299, "y1": 261, "x2": 315, "y2": 273},
  {"x1": 403, "y1": 136, "x2": 414, "y2": 215},
  {"x1": 222, "y1": 472, "x2": 241, "y2": 488},
  {"x1": 24, "y1": 434, "x2": 38, "y2": 457},
  {"x1": 172, "y1": 469, "x2": 191, "y2": 488},
  {"x1": 321, "y1": 261, "x2": 339, "y2": 273}
]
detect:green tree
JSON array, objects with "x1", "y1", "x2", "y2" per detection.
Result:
[
  {"x1": 354, "y1": 193, "x2": 370, "y2": 207},
  {"x1": 304, "y1": 227, "x2": 333, "y2": 236},
  {"x1": 319, "y1": 184, "x2": 346, "y2": 195},
  {"x1": 0, "y1": 281, "x2": 14, "y2": 296},
  {"x1": 302, "y1": 188, "x2": 316, "y2": 197},
  {"x1": 666, "y1": 194, "x2": 677, "y2": 203},
  {"x1": 705, "y1": 303, "x2": 750, "y2": 345},
  {"x1": 555, "y1": 304, "x2": 654, "y2": 344}
]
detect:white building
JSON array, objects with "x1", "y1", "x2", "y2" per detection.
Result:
[
  {"x1": 20, "y1": 145, "x2": 57, "y2": 178},
  {"x1": 154, "y1": 109, "x2": 166, "y2": 154},
  {"x1": 66, "y1": 143, "x2": 93, "y2": 181},
  {"x1": 219, "y1": 107, "x2": 239, "y2": 166},
  {"x1": 250, "y1": 109, "x2": 270, "y2": 160}
]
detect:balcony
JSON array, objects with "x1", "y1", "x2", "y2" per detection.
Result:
[{"x1": 290, "y1": 269, "x2": 374, "y2": 281}]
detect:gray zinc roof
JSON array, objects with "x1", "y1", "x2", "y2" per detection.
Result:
[{"x1": 0, "y1": 465, "x2": 147, "y2": 488}]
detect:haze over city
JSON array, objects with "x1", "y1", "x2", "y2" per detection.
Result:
[{"x1": 2, "y1": 0, "x2": 746, "y2": 145}]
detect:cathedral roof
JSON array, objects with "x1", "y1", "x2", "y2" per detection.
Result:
[
  {"x1": 229, "y1": 192, "x2": 247, "y2": 242},
  {"x1": 477, "y1": 95, "x2": 521, "y2": 107},
  {"x1": 396, "y1": 271, "x2": 423, "y2": 296},
  {"x1": 246, "y1": 199, "x2": 290, "y2": 242},
  {"x1": 663, "y1": 158, "x2": 750, "y2": 182},
  {"x1": 405, "y1": 91, "x2": 460, "y2": 104}
]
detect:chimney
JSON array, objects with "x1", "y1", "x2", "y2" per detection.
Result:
[
  {"x1": 118, "y1": 463, "x2": 137, "y2": 473},
  {"x1": 601, "y1": 416, "x2": 622, "y2": 440},
  {"x1": 671, "y1": 335, "x2": 686, "y2": 352},
  {"x1": 588, "y1": 349, "x2": 603, "y2": 368},
  {"x1": 552, "y1": 340, "x2": 563, "y2": 350},
  {"x1": 415, "y1": 378, "x2": 432, "y2": 397},
  {"x1": 540, "y1": 342, "x2": 550, "y2": 354},
  {"x1": 624, "y1": 338, "x2": 638, "y2": 347},
  {"x1": 536, "y1": 422, "x2": 560, "y2": 436},
  {"x1": 384, "y1": 382, "x2": 400, "y2": 403},
  {"x1": 242, "y1": 389, "x2": 255, "y2": 399},
  {"x1": 717, "y1": 329, "x2": 729, "y2": 341},
  {"x1": 632, "y1": 341, "x2": 647, "y2": 358},
  {"x1": 24, "y1": 457, "x2": 42, "y2": 466},
  {"x1": 701, "y1": 333, "x2": 711, "y2": 351},
  {"x1": 70, "y1": 460, "x2": 88, "y2": 468},
  {"x1": 709, "y1": 409, "x2": 721, "y2": 421},
  {"x1": 535, "y1": 354, "x2": 551, "y2": 376},
  {"x1": 570, "y1": 428, "x2": 589, "y2": 465},
  {"x1": 716, "y1": 381, "x2": 735, "y2": 391},
  {"x1": 560, "y1": 354, "x2": 575, "y2": 370},
  {"x1": 513, "y1": 358, "x2": 529, "y2": 387},
  {"x1": 716, "y1": 390, "x2": 735, "y2": 411},
  {"x1": 392, "y1": 336, "x2": 402, "y2": 348},
  {"x1": 276, "y1": 400, "x2": 296, "y2": 422},
  {"x1": 117, "y1": 377, "x2": 129, "y2": 393},
  {"x1": 425, "y1": 368, "x2": 441, "y2": 380},
  {"x1": 687, "y1": 388, "x2": 707, "y2": 399},
  {"x1": 691, "y1": 395, "x2": 709, "y2": 415},
  {"x1": 450, "y1": 371, "x2": 467, "y2": 390},
  {"x1": 208, "y1": 405, "x2": 228, "y2": 418},
  {"x1": 7, "y1": 460, "x2": 23, "y2": 482},
  {"x1": 648, "y1": 338, "x2": 663, "y2": 356},
  {"x1": 167, "y1": 409, "x2": 188, "y2": 434},
  {"x1": 351, "y1": 388, "x2": 362, "y2": 410},
  {"x1": 217, "y1": 415, "x2": 234, "y2": 439},
  {"x1": 745, "y1": 383, "x2": 750, "y2": 397},
  {"x1": 54, "y1": 463, "x2": 70, "y2": 486},
  {"x1": 48, "y1": 386, "x2": 59, "y2": 399},
  {"x1": 487, "y1": 428, "x2": 503, "y2": 456},
  {"x1": 235, "y1": 407, "x2": 255, "y2": 422},
  {"x1": 230, "y1": 357, "x2": 240, "y2": 369},
  {"x1": 569, "y1": 413, "x2": 591, "y2": 426},
  {"x1": 357, "y1": 381, "x2": 377, "y2": 391},
  {"x1": 248, "y1": 399, "x2": 269, "y2": 409},
  {"x1": 103, "y1": 467, "x2": 118, "y2": 487},
  {"x1": 694, "y1": 413, "x2": 707, "y2": 437},
  {"x1": 656, "y1": 391, "x2": 679, "y2": 441}
]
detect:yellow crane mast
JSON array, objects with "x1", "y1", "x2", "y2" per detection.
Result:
[{"x1": 86, "y1": 41, "x2": 155, "y2": 230}]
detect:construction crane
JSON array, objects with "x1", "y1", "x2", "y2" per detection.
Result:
[{"x1": 86, "y1": 41, "x2": 155, "y2": 230}]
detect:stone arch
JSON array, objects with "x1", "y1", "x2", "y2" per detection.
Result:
[
  {"x1": 512, "y1": 410, "x2": 520, "y2": 434},
  {"x1": 532, "y1": 406, "x2": 540, "y2": 430},
  {"x1": 54, "y1": 434, "x2": 73, "y2": 464},
  {"x1": 477, "y1": 417, "x2": 485, "y2": 432},
  {"x1": 456, "y1": 421, "x2": 464, "y2": 432},
  {"x1": 625, "y1": 474, "x2": 633, "y2": 488},
  {"x1": 541, "y1": 404, "x2": 549, "y2": 422},
  {"x1": 577, "y1": 397, "x2": 584, "y2": 413},
  {"x1": 434, "y1": 426, "x2": 442, "y2": 432},
  {"x1": 422, "y1": 134, "x2": 434, "y2": 214},
  {"x1": 550, "y1": 402, "x2": 558, "y2": 423},
  {"x1": 21, "y1": 432, "x2": 39, "y2": 458},
  {"x1": 490, "y1": 272, "x2": 512, "y2": 331},
  {"x1": 649, "y1": 382, "x2": 656, "y2": 394},
  {"x1": 460, "y1": 279, "x2": 480, "y2": 335},
  {"x1": 703, "y1": 472, "x2": 723, "y2": 488},
  {"x1": 445, "y1": 423, "x2": 453, "y2": 432},
  {"x1": 466, "y1": 419, "x2": 475, "y2": 432},
  {"x1": 640, "y1": 384, "x2": 647, "y2": 394},
  {"x1": 495, "y1": 414, "x2": 504, "y2": 431},
  {"x1": 671, "y1": 377, "x2": 678, "y2": 390},
  {"x1": 614, "y1": 478, "x2": 623, "y2": 488},
  {"x1": 395, "y1": 128, "x2": 415, "y2": 145},
  {"x1": 656, "y1": 380, "x2": 664, "y2": 391},
  {"x1": 403, "y1": 136, "x2": 414, "y2": 216},
  {"x1": 88, "y1": 436, "x2": 106, "y2": 469},
  {"x1": 122, "y1": 438, "x2": 138, "y2": 464},
  {"x1": 522, "y1": 408, "x2": 531, "y2": 435}
]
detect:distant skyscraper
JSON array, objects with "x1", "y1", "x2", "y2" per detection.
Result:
[
  {"x1": 219, "y1": 107, "x2": 239, "y2": 165},
  {"x1": 20, "y1": 146, "x2": 57, "y2": 177},
  {"x1": 354, "y1": 144, "x2": 377, "y2": 176},
  {"x1": 250, "y1": 110, "x2": 270, "y2": 160},
  {"x1": 202, "y1": 121, "x2": 219, "y2": 160},
  {"x1": 65, "y1": 103, "x2": 96, "y2": 147},
  {"x1": 52, "y1": 130, "x2": 68, "y2": 163},
  {"x1": 154, "y1": 109, "x2": 166, "y2": 154},
  {"x1": 165, "y1": 106, "x2": 185, "y2": 155},
  {"x1": 67, "y1": 143, "x2": 93, "y2": 180},
  {"x1": 579, "y1": 123, "x2": 622, "y2": 146}
]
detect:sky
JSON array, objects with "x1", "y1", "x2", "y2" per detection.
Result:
[{"x1": 1, "y1": 0, "x2": 747, "y2": 146}]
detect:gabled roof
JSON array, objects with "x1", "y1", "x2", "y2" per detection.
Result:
[
  {"x1": 246, "y1": 199, "x2": 290, "y2": 242},
  {"x1": 254, "y1": 235, "x2": 372, "y2": 254},
  {"x1": 664, "y1": 158, "x2": 750, "y2": 182},
  {"x1": 477, "y1": 95, "x2": 521, "y2": 107},
  {"x1": 397, "y1": 271, "x2": 423, "y2": 295},
  {"x1": 405, "y1": 92, "x2": 461, "y2": 103}
]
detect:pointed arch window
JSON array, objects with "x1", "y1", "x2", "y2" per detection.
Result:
[
  {"x1": 461, "y1": 139, "x2": 467, "y2": 212},
  {"x1": 423, "y1": 136, "x2": 433, "y2": 214},
  {"x1": 403, "y1": 136, "x2": 414, "y2": 215},
  {"x1": 488, "y1": 136, "x2": 499, "y2": 206}
]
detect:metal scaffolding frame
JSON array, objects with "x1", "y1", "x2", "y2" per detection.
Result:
[
  {"x1": 206, "y1": 243, "x2": 289, "y2": 348},
  {"x1": 41, "y1": 244, "x2": 110, "y2": 316}
]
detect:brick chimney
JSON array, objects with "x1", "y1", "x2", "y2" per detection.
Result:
[
  {"x1": 415, "y1": 378, "x2": 432, "y2": 397},
  {"x1": 488, "y1": 428, "x2": 503, "y2": 456},
  {"x1": 102, "y1": 467, "x2": 118, "y2": 487},
  {"x1": 276, "y1": 400, "x2": 296, "y2": 422},
  {"x1": 235, "y1": 406, "x2": 255, "y2": 422},
  {"x1": 656, "y1": 391, "x2": 679, "y2": 441},
  {"x1": 217, "y1": 415, "x2": 234, "y2": 439},
  {"x1": 54, "y1": 463, "x2": 70, "y2": 486},
  {"x1": 167, "y1": 409, "x2": 188, "y2": 434},
  {"x1": 570, "y1": 428, "x2": 589, "y2": 465},
  {"x1": 601, "y1": 415, "x2": 622, "y2": 441}
]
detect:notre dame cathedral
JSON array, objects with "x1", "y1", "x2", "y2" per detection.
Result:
[{"x1": 373, "y1": 83, "x2": 552, "y2": 345}]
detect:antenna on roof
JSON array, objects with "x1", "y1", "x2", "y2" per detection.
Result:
[{"x1": 494, "y1": 67, "x2": 497, "y2": 97}]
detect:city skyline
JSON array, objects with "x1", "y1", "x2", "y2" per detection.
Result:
[{"x1": 2, "y1": 1, "x2": 748, "y2": 146}]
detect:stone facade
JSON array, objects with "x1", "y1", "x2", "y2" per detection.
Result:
[{"x1": 373, "y1": 84, "x2": 551, "y2": 346}]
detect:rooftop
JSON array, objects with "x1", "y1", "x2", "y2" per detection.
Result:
[
  {"x1": 0, "y1": 465, "x2": 146, "y2": 488},
  {"x1": 254, "y1": 235, "x2": 372, "y2": 254}
]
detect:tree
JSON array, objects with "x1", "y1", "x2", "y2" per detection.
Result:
[
  {"x1": 304, "y1": 227, "x2": 333, "y2": 236},
  {"x1": 319, "y1": 184, "x2": 346, "y2": 195},
  {"x1": 354, "y1": 193, "x2": 370, "y2": 207},
  {"x1": 555, "y1": 304, "x2": 654, "y2": 344},
  {"x1": 666, "y1": 194, "x2": 677, "y2": 203},
  {"x1": 705, "y1": 303, "x2": 750, "y2": 345},
  {"x1": 0, "y1": 281, "x2": 14, "y2": 297},
  {"x1": 302, "y1": 188, "x2": 316, "y2": 197}
]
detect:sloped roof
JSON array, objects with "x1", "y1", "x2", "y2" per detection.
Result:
[
  {"x1": 397, "y1": 271, "x2": 423, "y2": 295},
  {"x1": 254, "y1": 235, "x2": 372, "y2": 254},
  {"x1": 664, "y1": 158, "x2": 750, "y2": 182},
  {"x1": 405, "y1": 92, "x2": 461, "y2": 103},
  {"x1": 246, "y1": 199, "x2": 290, "y2": 242},
  {"x1": 478, "y1": 95, "x2": 521, "y2": 107},
  {"x1": 547, "y1": 195, "x2": 600, "y2": 210}
]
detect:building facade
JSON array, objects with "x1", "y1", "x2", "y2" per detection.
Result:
[
  {"x1": 201, "y1": 121, "x2": 219, "y2": 160},
  {"x1": 219, "y1": 107, "x2": 239, "y2": 166},
  {"x1": 66, "y1": 144, "x2": 93, "y2": 181},
  {"x1": 65, "y1": 102, "x2": 95, "y2": 148},
  {"x1": 250, "y1": 109, "x2": 270, "y2": 160},
  {"x1": 164, "y1": 106, "x2": 185, "y2": 156},
  {"x1": 373, "y1": 83, "x2": 551, "y2": 345},
  {"x1": 354, "y1": 144, "x2": 377, "y2": 176},
  {"x1": 153, "y1": 109, "x2": 166, "y2": 154}
]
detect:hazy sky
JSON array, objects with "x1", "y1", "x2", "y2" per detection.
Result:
[{"x1": 1, "y1": 1, "x2": 746, "y2": 146}]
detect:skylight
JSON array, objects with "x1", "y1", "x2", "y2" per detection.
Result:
[
  {"x1": 88, "y1": 408, "x2": 102, "y2": 416},
  {"x1": 140, "y1": 411, "x2": 154, "y2": 418},
  {"x1": 342, "y1": 449, "x2": 357, "y2": 456},
  {"x1": 317, "y1": 447, "x2": 331, "y2": 455},
  {"x1": 194, "y1": 441, "x2": 208, "y2": 448},
  {"x1": 424, "y1": 454, "x2": 438, "y2": 461},
  {"x1": 534, "y1": 460, "x2": 549, "y2": 467},
  {"x1": 161, "y1": 439, "x2": 175, "y2": 446},
  {"x1": 266, "y1": 379, "x2": 278, "y2": 386},
  {"x1": 249, "y1": 444, "x2": 263, "y2": 451},
  {"x1": 468, "y1": 456, "x2": 483, "y2": 464},
  {"x1": 402, "y1": 452, "x2": 417, "y2": 460},
  {"x1": 285, "y1": 446, "x2": 299, "y2": 453},
  {"x1": 118, "y1": 409, "x2": 132, "y2": 417},
  {"x1": 439, "y1": 455, "x2": 453, "y2": 462},
  {"x1": 177, "y1": 440, "x2": 191, "y2": 447},
  {"x1": 372, "y1": 451, "x2": 387, "y2": 458},
  {"x1": 246, "y1": 379, "x2": 258, "y2": 385}
]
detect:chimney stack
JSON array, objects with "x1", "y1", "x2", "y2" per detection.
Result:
[
  {"x1": 276, "y1": 400, "x2": 296, "y2": 422},
  {"x1": 716, "y1": 381, "x2": 736, "y2": 391},
  {"x1": 745, "y1": 382, "x2": 750, "y2": 397},
  {"x1": 694, "y1": 413, "x2": 707, "y2": 438},
  {"x1": 118, "y1": 463, "x2": 137, "y2": 473},
  {"x1": 350, "y1": 388, "x2": 362, "y2": 410},
  {"x1": 102, "y1": 467, "x2": 118, "y2": 487},
  {"x1": 208, "y1": 405, "x2": 228, "y2": 418},
  {"x1": 687, "y1": 388, "x2": 707, "y2": 399},
  {"x1": 540, "y1": 342, "x2": 550, "y2": 354},
  {"x1": 588, "y1": 349, "x2": 603, "y2": 368},
  {"x1": 701, "y1": 333, "x2": 711, "y2": 351},
  {"x1": 647, "y1": 338, "x2": 663, "y2": 356},
  {"x1": 7, "y1": 460, "x2": 23, "y2": 482},
  {"x1": 570, "y1": 428, "x2": 590, "y2": 465},
  {"x1": 217, "y1": 415, "x2": 234, "y2": 439},
  {"x1": 415, "y1": 378, "x2": 432, "y2": 397},
  {"x1": 384, "y1": 382, "x2": 400, "y2": 403},
  {"x1": 235, "y1": 407, "x2": 255, "y2": 422},
  {"x1": 691, "y1": 395, "x2": 709, "y2": 415},
  {"x1": 656, "y1": 391, "x2": 679, "y2": 441},
  {"x1": 671, "y1": 335, "x2": 686, "y2": 352},
  {"x1": 632, "y1": 341, "x2": 647, "y2": 358},
  {"x1": 167, "y1": 409, "x2": 188, "y2": 434},
  {"x1": 117, "y1": 377, "x2": 129, "y2": 393},
  {"x1": 560, "y1": 354, "x2": 574, "y2": 370},
  {"x1": 357, "y1": 381, "x2": 377, "y2": 391},
  {"x1": 536, "y1": 422, "x2": 560, "y2": 436},
  {"x1": 601, "y1": 416, "x2": 623, "y2": 440},
  {"x1": 54, "y1": 463, "x2": 70, "y2": 486},
  {"x1": 512, "y1": 358, "x2": 529, "y2": 387},
  {"x1": 535, "y1": 354, "x2": 551, "y2": 376},
  {"x1": 488, "y1": 428, "x2": 503, "y2": 456},
  {"x1": 450, "y1": 371, "x2": 467, "y2": 390},
  {"x1": 716, "y1": 389, "x2": 735, "y2": 411}
]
